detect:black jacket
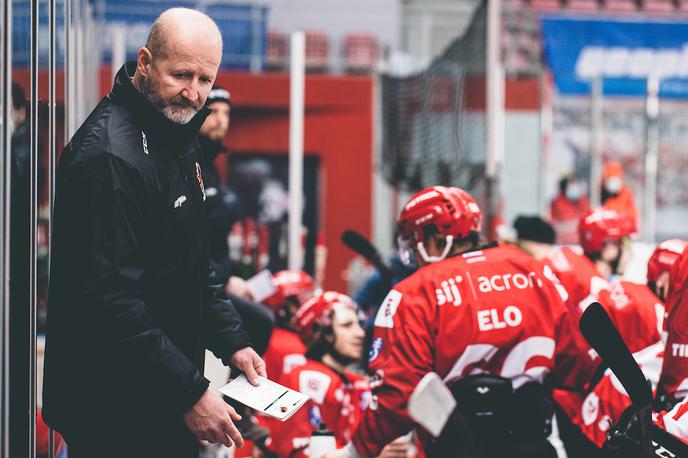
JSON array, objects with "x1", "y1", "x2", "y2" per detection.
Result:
[{"x1": 43, "y1": 63, "x2": 251, "y2": 439}]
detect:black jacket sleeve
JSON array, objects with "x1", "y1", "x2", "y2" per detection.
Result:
[
  {"x1": 202, "y1": 266, "x2": 253, "y2": 365},
  {"x1": 76, "y1": 153, "x2": 208, "y2": 415}
]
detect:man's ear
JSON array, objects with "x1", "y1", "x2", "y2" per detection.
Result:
[{"x1": 137, "y1": 47, "x2": 153, "y2": 77}]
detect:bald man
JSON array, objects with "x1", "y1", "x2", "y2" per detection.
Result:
[{"x1": 43, "y1": 8, "x2": 265, "y2": 457}]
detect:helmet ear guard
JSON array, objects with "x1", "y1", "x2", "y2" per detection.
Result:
[{"x1": 416, "y1": 235, "x2": 454, "y2": 264}]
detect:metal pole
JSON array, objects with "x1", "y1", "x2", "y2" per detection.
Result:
[
  {"x1": 590, "y1": 76, "x2": 603, "y2": 207},
  {"x1": 65, "y1": 0, "x2": 72, "y2": 139},
  {"x1": 49, "y1": 0, "x2": 57, "y2": 222},
  {"x1": 486, "y1": 0, "x2": 504, "y2": 236},
  {"x1": 288, "y1": 31, "x2": 305, "y2": 271},
  {"x1": 539, "y1": 71, "x2": 554, "y2": 217},
  {"x1": 47, "y1": 0, "x2": 57, "y2": 454},
  {"x1": 75, "y1": 0, "x2": 83, "y2": 127},
  {"x1": 1, "y1": 0, "x2": 12, "y2": 453},
  {"x1": 30, "y1": 0, "x2": 40, "y2": 454},
  {"x1": 644, "y1": 75, "x2": 659, "y2": 243},
  {"x1": 110, "y1": 25, "x2": 126, "y2": 87},
  {"x1": 250, "y1": 6, "x2": 263, "y2": 73}
]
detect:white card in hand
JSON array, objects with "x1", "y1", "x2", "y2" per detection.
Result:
[
  {"x1": 219, "y1": 374, "x2": 309, "y2": 421},
  {"x1": 245, "y1": 270, "x2": 277, "y2": 303}
]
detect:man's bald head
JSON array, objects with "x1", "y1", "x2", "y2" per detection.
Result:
[
  {"x1": 146, "y1": 8, "x2": 222, "y2": 61},
  {"x1": 134, "y1": 7, "x2": 224, "y2": 124}
]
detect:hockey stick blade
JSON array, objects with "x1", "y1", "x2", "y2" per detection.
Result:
[
  {"x1": 579, "y1": 302, "x2": 653, "y2": 409},
  {"x1": 341, "y1": 230, "x2": 393, "y2": 280}
]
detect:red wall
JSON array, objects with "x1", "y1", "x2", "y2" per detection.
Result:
[{"x1": 213, "y1": 72, "x2": 374, "y2": 292}]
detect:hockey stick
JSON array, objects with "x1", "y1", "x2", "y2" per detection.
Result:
[
  {"x1": 579, "y1": 302, "x2": 688, "y2": 457},
  {"x1": 341, "y1": 230, "x2": 393, "y2": 287}
]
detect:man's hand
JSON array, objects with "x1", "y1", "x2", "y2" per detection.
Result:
[
  {"x1": 376, "y1": 436, "x2": 408, "y2": 458},
  {"x1": 230, "y1": 347, "x2": 267, "y2": 386},
  {"x1": 183, "y1": 390, "x2": 244, "y2": 448},
  {"x1": 226, "y1": 276, "x2": 255, "y2": 301}
]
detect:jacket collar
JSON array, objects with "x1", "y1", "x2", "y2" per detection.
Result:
[{"x1": 110, "y1": 61, "x2": 211, "y2": 148}]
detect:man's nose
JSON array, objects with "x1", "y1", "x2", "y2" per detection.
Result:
[{"x1": 181, "y1": 80, "x2": 199, "y2": 102}]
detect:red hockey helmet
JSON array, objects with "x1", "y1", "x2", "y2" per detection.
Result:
[
  {"x1": 578, "y1": 208, "x2": 635, "y2": 254},
  {"x1": 397, "y1": 186, "x2": 482, "y2": 264},
  {"x1": 263, "y1": 270, "x2": 315, "y2": 311},
  {"x1": 647, "y1": 239, "x2": 688, "y2": 284},
  {"x1": 294, "y1": 291, "x2": 358, "y2": 347}
]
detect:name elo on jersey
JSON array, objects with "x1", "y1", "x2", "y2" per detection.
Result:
[{"x1": 477, "y1": 305, "x2": 523, "y2": 331}]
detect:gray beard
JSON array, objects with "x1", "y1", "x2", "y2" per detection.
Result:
[{"x1": 141, "y1": 77, "x2": 201, "y2": 125}]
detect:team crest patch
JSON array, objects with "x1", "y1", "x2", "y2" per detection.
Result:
[
  {"x1": 368, "y1": 337, "x2": 383, "y2": 362},
  {"x1": 195, "y1": 162, "x2": 206, "y2": 201}
]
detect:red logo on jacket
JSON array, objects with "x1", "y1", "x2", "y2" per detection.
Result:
[{"x1": 195, "y1": 162, "x2": 206, "y2": 201}]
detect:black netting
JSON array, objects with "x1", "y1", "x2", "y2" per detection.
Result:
[{"x1": 379, "y1": 1, "x2": 487, "y2": 194}]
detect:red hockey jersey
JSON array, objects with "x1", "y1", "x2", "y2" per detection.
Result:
[
  {"x1": 544, "y1": 245, "x2": 609, "y2": 315},
  {"x1": 656, "y1": 395, "x2": 688, "y2": 445},
  {"x1": 351, "y1": 244, "x2": 597, "y2": 457},
  {"x1": 267, "y1": 359, "x2": 370, "y2": 458},
  {"x1": 555, "y1": 280, "x2": 664, "y2": 428},
  {"x1": 263, "y1": 327, "x2": 307, "y2": 383},
  {"x1": 572, "y1": 342, "x2": 663, "y2": 447},
  {"x1": 659, "y1": 252, "x2": 688, "y2": 400},
  {"x1": 597, "y1": 280, "x2": 665, "y2": 354}
]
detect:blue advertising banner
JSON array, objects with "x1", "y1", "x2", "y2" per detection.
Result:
[{"x1": 540, "y1": 15, "x2": 688, "y2": 98}]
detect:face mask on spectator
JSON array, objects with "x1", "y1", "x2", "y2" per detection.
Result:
[
  {"x1": 605, "y1": 177, "x2": 622, "y2": 195},
  {"x1": 566, "y1": 182, "x2": 581, "y2": 201}
]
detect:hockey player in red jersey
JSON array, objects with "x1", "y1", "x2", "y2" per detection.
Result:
[
  {"x1": 544, "y1": 209, "x2": 634, "y2": 316},
  {"x1": 252, "y1": 271, "x2": 315, "y2": 456},
  {"x1": 646, "y1": 239, "x2": 688, "y2": 309},
  {"x1": 568, "y1": 240, "x2": 688, "y2": 454},
  {"x1": 549, "y1": 225, "x2": 666, "y2": 452},
  {"x1": 561, "y1": 240, "x2": 686, "y2": 450},
  {"x1": 657, "y1": 240, "x2": 688, "y2": 403},
  {"x1": 266, "y1": 291, "x2": 409, "y2": 458},
  {"x1": 321, "y1": 186, "x2": 596, "y2": 458},
  {"x1": 262, "y1": 270, "x2": 315, "y2": 382}
]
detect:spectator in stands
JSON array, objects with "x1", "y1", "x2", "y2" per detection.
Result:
[
  {"x1": 550, "y1": 174, "x2": 589, "y2": 245},
  {"x1": 601, "y1": 160, "x2": 638, "y2": 230}
]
